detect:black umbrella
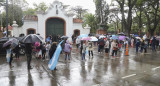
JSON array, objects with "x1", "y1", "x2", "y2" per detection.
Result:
[{"x1": 21, "y1": 34, "x2": 43, "y2": 43}]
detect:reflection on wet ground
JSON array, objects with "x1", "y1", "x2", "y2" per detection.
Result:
[{"x1": 0, "y1": 47, "x2": 160, "y2": 86}]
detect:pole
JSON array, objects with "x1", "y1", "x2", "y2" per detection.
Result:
[
  {"x1": 0, "y1": 10, "x2": 2, "y2": 31},
  {"x1": 6, "y1": 0, "x2": 8, "y2": 37}
]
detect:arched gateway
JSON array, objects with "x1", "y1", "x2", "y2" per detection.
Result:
[
  {"x1": 15, "y1": 1, "x2": 90, "y2": 39},
  {"x1": 46, "y1": 17, "x2": 66, "y2": 38}
]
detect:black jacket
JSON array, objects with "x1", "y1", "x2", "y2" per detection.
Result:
[
  {"x1": 49, "y1": 44, "x2": 57, "y2": 58},
  {"x1": 25, "y1": 43, "x2": 32, "y2": 54}
]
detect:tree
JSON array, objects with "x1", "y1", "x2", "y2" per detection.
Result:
[
  {"x1": 10, "y1": 0, "x2": 28, "y2": 10},
  {"x1": 1, "y1": 4, "x2": 23, "y2": 27},
  {"x1": 0, "y1": 0, "x2": 5, "y2": 6},
  {"x1": 109, "y1": 6, "x2": 121, "y2": 34},
  {"x1": 115, "y1": 0, "x2": 137, "y2": 36},
  {"x1": 33, "y1": 2, "x2": 48, "y2": 12},
  {"x1": 132, "y1": 0, "x2": 147, "y2": 36},
  {"x1": 143, "y1": 0, "x2": 160, "y2": 37},
  {"x1": 83, "y1": 13, "x2": 98, "y2": 33},
  {"x1": 94, "y1": 0, "x2": 109, "y2": 31},
  {"x1": 70, "y1": 6, "x2": 88, "y2": 19},
  {"x1": 23, "y1": 8, "x2": 36, "y2": 15}
]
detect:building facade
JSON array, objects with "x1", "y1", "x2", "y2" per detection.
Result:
[{"x1": 12, "y1": 0, "x2": 90, "y2": 39}]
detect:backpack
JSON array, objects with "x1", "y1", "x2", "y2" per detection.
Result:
[{"x1": 99, "y1": 41, "x2": 104, "y2": 46}]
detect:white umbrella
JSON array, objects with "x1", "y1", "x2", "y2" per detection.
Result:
[
  {"x1": 99, "y1": 35, "x2": 106, "y2": 39},
  {"x1": 156, "y1": 36, "x2": 160, "y2": 40},
  {"x1": 89, "y1": 36, "x2": 98, "y2": 41},
  {"x1": 67, "y1": 37, "x2": 73, "y2": 44},
  {"x1": 135, "y1": 37, "x2": 141, "y2": 40},
  {"x1": 143, "y1": 35, "x2": 147, "y2": 40}
]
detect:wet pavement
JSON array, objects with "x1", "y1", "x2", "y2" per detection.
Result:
[{"x1": 0, "y1": 46, "x2": 160, "y2": 86}]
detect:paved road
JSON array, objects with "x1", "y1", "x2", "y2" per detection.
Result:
[{"x1": 0, "y1": 46, "x2": 160, "y2": 86}]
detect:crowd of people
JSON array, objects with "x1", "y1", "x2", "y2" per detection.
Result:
[{"x1": 4, "y1": 34, "x2": 160, "y2": 70}]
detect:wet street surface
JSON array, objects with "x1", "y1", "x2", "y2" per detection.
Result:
[{"x1": 0, "y1": 46, "x2": 160, "y2": 86}]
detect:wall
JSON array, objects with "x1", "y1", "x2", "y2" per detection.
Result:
[
  {"x1": 22, "y1": 21, "x2": 38, "y2": 35},
  {"x1": 37, "y1": 1, "x2": 73, "y2": 39},
  {"x1": 73, "y1": 23, "x2": 90, "y2": 35}
]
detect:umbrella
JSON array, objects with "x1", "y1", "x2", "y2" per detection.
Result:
[
  {"x1": 78, "y1": 34, "x2": 88, "y2": 38},
  {"x1": 143, "y1": 35, "x2": 147, "y2": 40},
  {"x1": 118, "y1": 32, "x2": 125, "y2": 35},
  {"x1": 111, "y1": 35, "x2": 118, "y2": 39},
  {"x1": 3, "y1": 38, "x2": 19, "y2": 49},
  {"x1": 0, "y1": 37, "x2": 9, "y2": 42},
  {"x1": 89, "y1": 36, "x2": 98, "y2": 41},
  {"x1": 61, "y1": 36, "x2": 68, "y2": 39},
  {"x1": 81, "y1": 37, "x2": 91, "y2": 41},
  {"x1": 21, "y1": 34, "x2": 43, "y2": 43},
  {"x1": 134, "y1": 34, "x2": 139, "y2": 37},
  {"x1": 135, "y1": 36, "x2": 141, "y2": 40},
  {"x1": 67, "y1": 37, "x2": 73, "y2": 44},
  {"x1": 119, "y1": 36, "x2": 126, "y2": 40},
  {"x1": 156, "y1": 36, "x2": 160, "y2": 40},
  {"x1": 99, "y1": 35, "x2": 106, "y2": 39}
]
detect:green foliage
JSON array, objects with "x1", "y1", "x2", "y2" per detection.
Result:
[
  {"x1": 83, "y1": 13, "x2": 97, "y2": 33},
  {"x1": 0, "y1": 4, "x2": 23, "y2": 27},
  {"x1": 94, "y1": 0, "x2": 109, "y2": 25},
  {"x1": 107, "y1": 24, "x2": 116, "y2": 33},
  {"x1": 23, "y1": 8, "x2": 36, "y2": 15},
  {"x1": 33, "y1": 2, "x2": 48, "y2": 12}
]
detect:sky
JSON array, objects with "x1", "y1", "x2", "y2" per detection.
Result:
[{"x1": 27, "y1": 0, "x2": 112, "y2": 14}]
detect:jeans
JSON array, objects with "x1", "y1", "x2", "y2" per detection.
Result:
[
  {"x1": 98, "y1": 45, "x2": 100, "y2": 52},
  {"x1": 82, "y1": 53, "x2": 85, "y2": 60},
  {"x1": 9, "y1": 53, "x2": 13, "y2": 66},
  {"x1": 152, "y1": 45, "x2": 156, "y2": 51},
  {"x1": 140, "y1": 47, "x2": 144, "y2": 52},
  {"x1": 65, "y1": 52, "x2": 70, "y2": 60},
  {"x1": 136, "y1": 46, "x2": 139, "y2": 53}
]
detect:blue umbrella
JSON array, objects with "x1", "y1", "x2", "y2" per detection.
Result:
[
  {"x1": 111, "y1": 35, "x2": 118, "y2": 39},
  {"x1": 134, "y1": 34, "x2": 139, "y2": 37},
  {"x1": 78, "y1": 34, "x2": 88, "y2": 38}
]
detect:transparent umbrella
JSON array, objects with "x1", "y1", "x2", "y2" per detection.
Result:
[
  {"x1": 89, "y1": 36, "x2": 98, "y2": 41},
  {"x1": 3, "y1": 38, "x2": 19, "y2": 49}
]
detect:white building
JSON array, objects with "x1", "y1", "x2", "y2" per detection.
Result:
[{"x1": 12, "y1": 0, "x2": 90, "y2": 40}]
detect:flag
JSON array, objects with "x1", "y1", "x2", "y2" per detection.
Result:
[{"x1": 48, "y1": 40, "x2": 63, "y2": 70}]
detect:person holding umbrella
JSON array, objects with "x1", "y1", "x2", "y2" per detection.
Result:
[
  {"x1": 64, "y1": 40, "x2": 72, "y2": 61},
  {"x1": 104, "y1": 39, "x2": 110, "y2": 56},
  {"x1": 3, "y1": 38, "x2": 19, "y2": 68},
  {"x1": 88, "y1": 41, "x2": 93, "y2": 58},
  {"x1": 81, "y1": 40, "x2": 87, "y2": 60},
  {"x1": 25, "y1": 43, "x2": 33, "y2": 70},
  {"x1": 75, "y1": 37, "x2": 80, "y2": 52},
  {"x1": 13, "y1": 43, "x2": 20, "y2": 60},
  {"x1": 5, "y1": 45, "x2": 14, "y2": 68}
]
